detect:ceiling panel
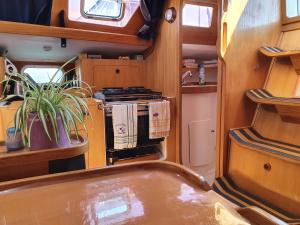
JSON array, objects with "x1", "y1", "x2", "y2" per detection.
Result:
[{"x1": 0, "y1": 33, "x2": 147, "y2": 62}]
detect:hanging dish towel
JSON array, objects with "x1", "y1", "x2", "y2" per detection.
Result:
[
  {"x1": 149, "y1": 100, "x2": 170, "y2": 139},
  {"x1": 112, "y1": 104, "x2": 138, "y2": 149}
]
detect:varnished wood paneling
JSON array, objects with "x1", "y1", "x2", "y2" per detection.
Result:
[
  {"x1": 282, "y1": 21, "x2": 300, "y2": 32},
  {"x1": 83, "y1": 100, "x2": 106, "y2": 168},
  {"x1": 253, "y1": 29, "x2": 300, "y2": 145},
  {"x1": 217, "y1": 0, "x2": 281, "y2": 176},
  {"x1": 145, "y1": 0, "x2": 181, "y2": 163},
  {"x1": 254, "y1": 105, "x2": 300, "y2": 145},
  {"x1": 217, "y1": 0, "x2": 282, "y2": 177},
  {"x1": 228, "y1": 139, "x2": 300, "y2": 216},
  {"x1": 80, "y1": 59, "x2": 146, "y2": 91}
]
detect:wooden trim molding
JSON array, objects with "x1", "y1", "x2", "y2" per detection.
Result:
[{"x1": 182, "y1": 82, "x2": 217, "y2": 94}]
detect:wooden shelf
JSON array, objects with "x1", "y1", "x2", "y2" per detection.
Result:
[
  {"x1": 182, "y1": 82, "x2": 217, "y2": 94},
  {"x1": 259, "y1": 46, "x2": 300, "y2": 57},
  {"x1": 0, "y1": 136, "x2": 88, "y2": 182},
  {"x1": 0, "y1": 21, "x2": 152, "y2": 48},
  {"x1": 182, "y1": 66, "x2": 217, "y2": 74},
  {"x1": 259, "y1": 46, "x2": 300, "y2": 74},
  {"x1": 0, "y1": 137, "x2": 88, "y2": 165},
  {"x1": 182, "y1": 67, "x2": 198, "y2": 73},
  {"x1": 247, "y1": 89, "x2": 300, "y2": 123}
]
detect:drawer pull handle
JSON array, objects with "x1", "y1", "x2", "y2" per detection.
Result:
[{"x1": 264, "y1": 163, "x2": 272, "y2": 171}]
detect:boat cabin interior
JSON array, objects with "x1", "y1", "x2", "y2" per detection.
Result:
[{"x1": 0, "y1": 0, "x2": 300, "y2": 224}]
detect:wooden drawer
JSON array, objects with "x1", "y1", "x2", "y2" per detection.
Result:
[{"x1": 228, "y1": 138, "x2": 300, "y2": 216}]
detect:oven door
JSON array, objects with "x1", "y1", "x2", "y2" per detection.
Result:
[{"x1": 104, "y1": 109, "x2": 164, "y2": 164}]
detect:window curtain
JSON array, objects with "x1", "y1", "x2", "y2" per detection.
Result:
[
  {"x1": 138, "y1": 0, "x2": 166, "y2": 40},
  {"x1": 0, "y1": 0, "x2": 53, "y2": 25}
]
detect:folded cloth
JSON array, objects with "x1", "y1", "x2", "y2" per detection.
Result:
[
  {"x1": 149, "y1": 100, "x2": 170, "y2": 139},
  {"x1": 112, "y1": 104, "x2": 137, "y2": 149}
]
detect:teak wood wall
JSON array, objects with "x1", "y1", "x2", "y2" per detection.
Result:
[
  {"x1": 217, "y1": 0, "x2": 282, "y2": 176},
  {"x1": 145, "y1": 0, "x2": 182, "y2": 163}
]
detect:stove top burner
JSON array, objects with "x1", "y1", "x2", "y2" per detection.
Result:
[
  {"x1": 94, "y1": 87, "x2": 162, "y2": 102},
  {"x1": 101, "y1": 87, "x2": 152, "y2": 95}
]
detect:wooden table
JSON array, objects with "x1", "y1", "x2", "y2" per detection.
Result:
[
  {"x1": 0, "y1": 137, "x2": 88, "y2": 182},
  {"x1": 0, "y1": 161, "x2": 264, "y2": 225}
]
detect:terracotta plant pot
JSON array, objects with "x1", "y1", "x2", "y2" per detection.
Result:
[{"x1": 27, "y1": 114, "x2": 69, "y2": 151}]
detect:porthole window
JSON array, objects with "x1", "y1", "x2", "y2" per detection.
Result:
[
  {"x1": 182, "y1": 4, "x2": 213, "y2": 28},
  {"x1": 22, "y1": 66, "x2": 64, "y2": 85},
  {"x1": 68, "y1": 0, "x2": 139, "y2": 27},
  {"x1": 82, "y1": 0, "x2": 124, "y2": 20}
]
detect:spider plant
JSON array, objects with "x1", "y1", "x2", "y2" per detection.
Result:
[{"x1": 0, "y1": 57, "x2": 92, "y2": 147}]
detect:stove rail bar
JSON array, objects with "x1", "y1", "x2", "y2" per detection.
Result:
[{"x1": 97, "y1": 98, "x2": 169, "y2": 111}]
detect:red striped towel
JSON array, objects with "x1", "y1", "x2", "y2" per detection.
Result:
[{"x1": 149, "y1": 101, "x2": 170, "y2": 139}]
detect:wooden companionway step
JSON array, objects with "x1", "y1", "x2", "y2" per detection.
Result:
[
  {"x1": 213, "y1": 127, "x2": 300, "y2": 224},
  {"x1": 259, "y1": 46, "x2": 300, "y2": 58},
  {"x1": 229, "y1": 127, "x2": 300, "y2": 161},
  {"x1": 259, "y1": 46, "x2": 300, "y2": 74},
  {"x1": 246, "y1": 89, "x2": 300, "y2": 124},
  {"x1": 213, "y1": 176, "x2": 300, "y2": 224}
]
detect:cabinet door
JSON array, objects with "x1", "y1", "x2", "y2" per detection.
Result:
[
  {"x1": 189, "y1": 120, "x2": 216, "y2": 166},
  {"x1": 85, "y1": 104, "x2": 106, "y2": 168},
  {"x1": 93, "y1": 65, "x2": 144, "y2": 90},
  {"x1": 77, "y1": 100, "x2": 106, "y2": 169}
]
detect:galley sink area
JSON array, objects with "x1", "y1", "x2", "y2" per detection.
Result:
[{"x1": 181, "y1": 41, "x2": 218, "y2": 185}]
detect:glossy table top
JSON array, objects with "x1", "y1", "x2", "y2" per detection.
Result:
[{"x1": 0, "y1": 161, "x2": 249, "y2": 225}]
